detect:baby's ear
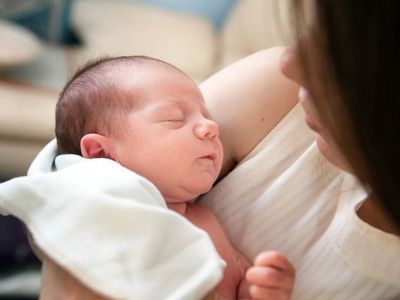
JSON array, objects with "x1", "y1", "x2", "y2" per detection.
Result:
[{"x1": 80, "y1": 134, "x2": 112, "y2": 159}]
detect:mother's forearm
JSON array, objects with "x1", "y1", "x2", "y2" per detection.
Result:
[{"x1": 40, "y1": 258, "x2": 108, "y2": 300}]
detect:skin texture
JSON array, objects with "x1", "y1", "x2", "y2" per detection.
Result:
[
  {"x1": 82, "y1": 65, "x2": 224, "y2": 205},
  {"x1": 39, "y1": 49, "x2": 299, "y2": 299},
  {"x1": 40, "y1": 259, "x2": 107, "y2": 300}
]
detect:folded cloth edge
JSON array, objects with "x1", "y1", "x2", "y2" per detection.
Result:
[{"x1": 0, "y1": 139, "x2": 225, "y2": 299}]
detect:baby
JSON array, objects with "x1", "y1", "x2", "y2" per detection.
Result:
[{"x1": 55, "y1": 56, "x2": 295, "y2": 300}]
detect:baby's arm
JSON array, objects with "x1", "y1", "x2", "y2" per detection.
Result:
[{"x1": 245, "y1": 251, "x2": 295, "y2": 300}]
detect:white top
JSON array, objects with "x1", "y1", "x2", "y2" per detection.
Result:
[{"x1": 200, "y1": 104, "x2": 400, "y2": 299}]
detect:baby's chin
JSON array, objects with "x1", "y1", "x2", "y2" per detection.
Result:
[
  {"x1": 189, "y1": 183, "x2": 215, "y2": 200},
  {"x1": 165, "y1": 181, "x2": 215, "y2": 204},
  {"x1": 188, "y1": 173, "x2": 218, "y2": 194},
  {"x1": 196, "y1": 177, "x2": 218, "y2": 195}
]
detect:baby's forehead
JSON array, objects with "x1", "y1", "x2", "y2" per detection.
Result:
[
  {"x1": 110, "y1": 63, "x2": 190, "y2": 89},
  {"x1": 103, "y1": 60, "x2": 204, "y2": 109},
  {"x1": 113, "y1": 60, "x2": 184, "y2": 78},
  {"x1": 114, "y1": 64, "x2": 199, "y2": 93}
]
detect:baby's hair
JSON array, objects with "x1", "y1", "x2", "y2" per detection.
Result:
[{"x1": 56, "y1": 55, "x2": 187, "y2": 155}]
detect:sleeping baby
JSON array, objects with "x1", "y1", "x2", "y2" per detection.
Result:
[{"x1": 52, "y1": 55, "x2": 295, "y2": 299}]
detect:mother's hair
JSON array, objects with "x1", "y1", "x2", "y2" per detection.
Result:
[{"x1": 290, "y1": 1, "x2": 400, "y2": 227}]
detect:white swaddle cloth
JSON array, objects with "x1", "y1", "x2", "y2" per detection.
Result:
[{"x1": 0, "y1": 139, "x2": 225, "y2": 300}]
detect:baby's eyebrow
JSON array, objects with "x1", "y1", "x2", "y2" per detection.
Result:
[
  {"x1": 154, "y1": 98, "x2": 211, "y2": 117},
  {"x1": 150, "y1": 100, "x2": 183, "y2": 113}
]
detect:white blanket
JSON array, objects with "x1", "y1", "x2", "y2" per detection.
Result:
[{"x1": 0, "y1": 139, "x2": 224, "y2": 300}]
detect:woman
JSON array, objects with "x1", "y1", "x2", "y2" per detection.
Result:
[
  {"x1": 41, "y1": 1, "x2": 400, "y2": 299},
  {"x1": 202, "y1": 1, "x2": 399, "y2": 299},
  {"x1": 204, "y1": 1, "x2": 399, "y2": 299}
]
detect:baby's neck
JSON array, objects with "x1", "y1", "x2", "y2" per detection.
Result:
[{"x1": 167, "y1": 202, "x2": 187, "y2": 215}]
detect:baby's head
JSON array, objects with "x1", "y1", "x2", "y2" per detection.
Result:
[{"x1": 56, "y1": 56, "x2": 223, "y2": 203}]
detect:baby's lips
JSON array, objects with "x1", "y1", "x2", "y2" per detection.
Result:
[{"x1": 207, "y1": 153, "x2": 217, "y2": 160}]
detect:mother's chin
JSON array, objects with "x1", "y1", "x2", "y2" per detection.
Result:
[{"x1": 315, "y1": 134, "x2": 353, "y2": 173}]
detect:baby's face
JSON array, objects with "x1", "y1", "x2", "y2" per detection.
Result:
[{"x1": 110, "y1": 66, "x2": 223, "y2": 203}]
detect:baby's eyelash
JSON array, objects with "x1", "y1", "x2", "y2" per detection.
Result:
[{"x1": 203, "y1": 111, "x2": 213, "y2": 120}]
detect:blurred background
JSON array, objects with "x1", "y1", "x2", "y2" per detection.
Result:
[{"x1": 0, "y1": 0, "x2": 290, "y2": 298}]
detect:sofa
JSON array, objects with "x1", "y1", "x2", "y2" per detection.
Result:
[{"x1": 0, "y1": 0, "x2": 290, "y2": 179}]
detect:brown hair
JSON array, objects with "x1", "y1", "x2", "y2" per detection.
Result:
[
  {"x1": 56, "y1": 56, "x2": 186, "y2": 155},
  {"x1": 290, "y1": 1, "x2": 400, "y2": 227}
]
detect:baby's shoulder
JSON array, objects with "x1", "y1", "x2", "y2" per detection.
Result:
[
  {"x1": 186, "y1": 203, "x2": 219, "y2": 223},
  {"x1": 185, "y1": 203, "x2": 230, "y2": 236}
]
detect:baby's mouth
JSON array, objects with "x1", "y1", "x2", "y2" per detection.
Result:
[{"x1": 201, "y1": 153, "x2": 217, "y2": 161}]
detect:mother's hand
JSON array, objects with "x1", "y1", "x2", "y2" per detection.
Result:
[{"x1": 40, "y1": 258, "x2": 108, "y2": 300}]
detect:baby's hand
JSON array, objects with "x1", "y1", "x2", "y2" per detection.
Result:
[{"x1": 245, "y1": 251, "x2": 295, "y2": 300}]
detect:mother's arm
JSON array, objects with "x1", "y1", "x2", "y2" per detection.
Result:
[
  {"x1": 40, "y1": 258, "x2": 107, "y2": 300},
  {"x1": 40, "y1": 258, "x2": 221, "y2": 300},
  {"x1": 200, "y1": 47, "x2": 299, "y2": 177}
]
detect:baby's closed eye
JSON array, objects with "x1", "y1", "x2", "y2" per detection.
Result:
[
  {"x1": 160, "y1": 117, "x2": 185, "y2": 122},
  {"x1": 157, "y1": 109, "x2": 185, "y2": 122},
  {"x1": 157, "y1": 114, "x2": 186, "y2": 128}
]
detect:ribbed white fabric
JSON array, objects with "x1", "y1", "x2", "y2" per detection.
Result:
[{"x1": 200, "y1": 104, "x2": 400, "y2": 300}]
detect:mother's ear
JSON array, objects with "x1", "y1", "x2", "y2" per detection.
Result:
[{"x1": 80, "y1": 134, "x2": 113, "y2": 159}]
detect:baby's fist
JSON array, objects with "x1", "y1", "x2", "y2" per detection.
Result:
[{"x1": 246, "y1": 251, "x2": 295, "y2": 300}]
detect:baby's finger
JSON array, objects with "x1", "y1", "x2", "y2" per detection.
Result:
[
  {"x1": 246, "y1": 266, "x2": 294, "y2": 289},
  {"x1": 254, "y1": 251, "x2": 295, "y2": 275},
  {"x1": 249, "y1": 284, "x2": 292, "y2": 300}
]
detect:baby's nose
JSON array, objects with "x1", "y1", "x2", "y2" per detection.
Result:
[{"x1": 195, "y1": 119, "x2": 219, "y2": 140}]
